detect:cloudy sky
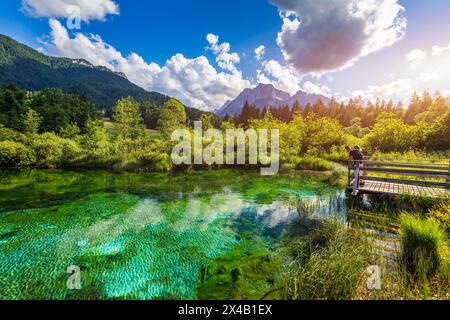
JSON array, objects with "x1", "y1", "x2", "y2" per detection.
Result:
[{"x1": 1, "y1": 0, "x2": 450, "y2": 110}]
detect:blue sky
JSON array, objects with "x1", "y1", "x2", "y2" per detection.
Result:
[{"x1": 1, "y1": 0, "x2": 450, "y2": 110}]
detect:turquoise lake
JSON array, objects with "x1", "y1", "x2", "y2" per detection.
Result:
[{"x1": 0, "y1": 169, "x2": 351, "y2": 300}]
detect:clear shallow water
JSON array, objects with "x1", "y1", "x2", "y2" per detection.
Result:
[{"x1": 0, "y1": 169, "x2": 348, "y2": 300}]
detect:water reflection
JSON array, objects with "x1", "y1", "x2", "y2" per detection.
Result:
[{"x1": 0, "y1": 169, "x2": 389, "y2": 300}]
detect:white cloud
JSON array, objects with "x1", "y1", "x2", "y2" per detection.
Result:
[
  {"x1": 302, "y1": 81, "x2": 332, "y2": 98},
  {"x1": 151, "y1": 54, "x2": 250, "y2": 111},
  {"x1": 43, "y1": 20, "x2": 250, "y2": 111},
  {"x1": 351, "y1": 73, "x2": 439, "y2": 104},
  {"x1": 405, "y1": 49, "x2": 426, "y2": 67},
  {"x1": 254, "y1": 45, "x2": 265, "y2": 61},
  {"x1": 21, "y1": 0, "x2": 119, "y2": 22},
  {"x1": 432, "y1": 44, "x2": 450, "y2": 56},
  {"x1": 272, "y1": 0, "x2": 406, "y2": 75},
  {"x1": 352, "y1": 79, "x2": 413, "y2": 104},
  {"x1": 256, "y1": 60, "x2": 301, "y2": 94},
  {"x1": 206, "y1": 33, "x2": 241, "y2": 74}
]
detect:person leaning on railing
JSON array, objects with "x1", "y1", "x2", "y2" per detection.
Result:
[{"x1": 345, "y1": 145, "x2": 365, "y2": 193}]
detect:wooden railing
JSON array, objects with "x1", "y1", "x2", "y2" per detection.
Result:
[{"x1": 348, "y1": 158, "x2": 450, "y2": 192}]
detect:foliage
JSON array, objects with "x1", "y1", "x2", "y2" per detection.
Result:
[
  {"x1": 0, "y1": 34, "x2": 169, "y2": 109},
  {"x1": 80, "y1": 119, "x2": 114, "y2": 163},
  {"x1": 112, "y1": 97, "x2": 145, "y2": 141},
  {"x1": 290, "y1": 156, "x2": 333, "y2": 171},
  {"x1": 0, "y1": 86, "x2": 98, "y2": 133},
  {"x1": 30, "y1": 132, "x2": 82, "y2": 166},
  {"x1": 427, "y1": 202, "x2": 450, "y2": 232},
  {"x1": 365, "y1": 113, "x2": 416, "y2": 152},
  {"x1": 133, "y1": 147, "x2": 173, "y2": 172},
  {"x1": 0, "y1": 124, "x2": 27, "y2": 144},
  {"x1": 21, "y1": 108, "x2": 42, "y2": 134},
  {"x1": 112, "y1": 97, "x2": 145, "y2": 158},
  {"x1": 0, "y1": 140, "x2": 35, "y2": 167},
  {"x1": 424, "y1": 110, "x2": 450, "y2": 151},
  {"x1": 157, "y1": 98, "x2": 187, "y2": 137},
  {"x1": 400, "y1": 214, "x2": 449, "y2": 282}
]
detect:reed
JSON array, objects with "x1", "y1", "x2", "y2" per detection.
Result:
[{"x1": 399, "y1": 214, "x2": 449, "y2": 282}]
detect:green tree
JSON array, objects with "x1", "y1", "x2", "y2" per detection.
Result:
[
  {"x1": 199, "y1": 113, "x2": 215, "y2": 130},
  {"x1": 424, "y1": 110, "x2": 450, "y2": 151},
  {"x1": 81, "y1": 119, "x2": 112, "y2": 161},
  {"x1": 59, "y1": 123, "x2": 81, "y2": 139},
  {"x1": 365, "y1": 112, "x2": 413, "y2": 152},
  {"x1": 21, "y1": 108, "x2": 42, "y2": 134},
  {"x1": 0, "y1": 85, "x2": 28, "y2": 130},
  {"x1": 113, "y1": 96, "x2": 145, "y2": 141},
  {"x1": 29, "y1": 88, "x2": 98, "y2": 133},
  {"x1": 156, "y1": 98, "x2": 186, "y2": 137}
]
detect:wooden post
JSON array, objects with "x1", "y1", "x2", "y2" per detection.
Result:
[
  {"x1": 348, "y1": 161, "x2": 351, "y2": 187},
  {"x1": 352, "y1": 162, "x2": 360, "y2": 195},
  {"x1": 447, "y1": 161, "x2": 450, "y2": 189}
]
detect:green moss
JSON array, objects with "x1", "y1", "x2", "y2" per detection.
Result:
[{"x1": 196, "y1": 239, "x2": 282, "y2": 300}]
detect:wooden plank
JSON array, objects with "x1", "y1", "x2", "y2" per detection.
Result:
[
  {"x1": 362, "y1": 161, "x2": 448, "y2": 170},
  {"x1": 364, "y1": 156, "x2": 449, "y2": 163},
  {"x1": 347, "y1": 160, "x2": 450, "y2": 197},
  {"x1": 355, "y1": 181, "x2": 450, "y2": 198},
  {"x1": 364, "y1": 176, "x2": 449, "y2": 188},
  {"x1": 362, "y1": 167, "x2": 449, "y2": 179}
]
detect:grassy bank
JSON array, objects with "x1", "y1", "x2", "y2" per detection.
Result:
[{"x1": 276, "y1": 209, "x2": 450, "y2": 300}]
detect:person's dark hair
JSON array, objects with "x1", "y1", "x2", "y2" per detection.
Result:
[{"x1": 354, "y1": 145, "x2": 361, "y2": 151}]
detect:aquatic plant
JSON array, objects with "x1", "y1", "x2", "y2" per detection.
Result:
[
  {"x1": 399, "y1": 214, "x2": 449, "y2": 282},
  {"x1": 196, "y1": 238, "x2": 282, "y2": 300},
  {"x1": 282, "y1": 218, "x2": 371, "y2": 300}
]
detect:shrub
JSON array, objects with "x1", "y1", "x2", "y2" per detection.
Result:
[
  {"x1": 292, "y1": 156, "x2": 333, "y2": 171},
  {"x1": 0, "y1": 125, "x2": 28, "y2": 144},
  {"x1": 31, "y1": 132, "x2": 82, "y2": 165},
  {"x1": 0, "y1": 140, "x2": 36, "y2": 167},
  {"x1": 427, "y1": 202, "x2": 450, "y2": 232},
  {"x1": 136, "y1": 149, "x2": 172, "y2": 172},
  {"x1": 322, "y1": 146, "x2": 348, "y2": 162},
  {"x1": 400, "y1": 214, "x2": 449, "y2": 281}
]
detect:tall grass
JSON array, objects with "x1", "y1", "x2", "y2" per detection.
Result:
[
  {"x1": 293, "y1": 157, "x2": 334, "y2": 171},
  {"x1": 400, "y1": 214, "x2": 449, "y2": 283},
  {"x1": 282, "y1": 219, "x2": 371, "y2": 300}
]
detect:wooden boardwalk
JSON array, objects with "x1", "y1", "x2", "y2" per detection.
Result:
[
  {"x1": 348, "y1": 158, "x2": 450, "y2": 198},
  {"x1": 351, "y1": 180, "x2": 450, "y2": 198}
]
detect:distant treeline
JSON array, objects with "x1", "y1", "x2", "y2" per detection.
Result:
[
  {"x1": 0, "y1": 85, "x2": 219, "y2": 134},
  {"x1": 229, "y1": 91, "x2": 448, "y2": 129}
]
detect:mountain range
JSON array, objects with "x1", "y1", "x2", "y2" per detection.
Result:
[
  {"x1": 216, "y1": 83, "x2": 331, "y2": 116},
  {"x1": 0, "y1": 34, "x2": 170, "y2": 109},
  {"x1": 0, "y1": 34, "x2": 331, "y2": 120}
]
